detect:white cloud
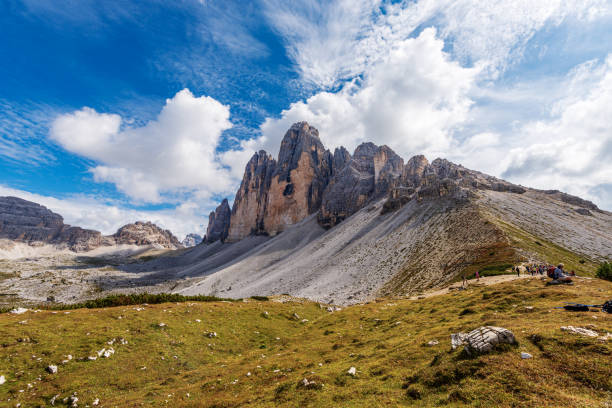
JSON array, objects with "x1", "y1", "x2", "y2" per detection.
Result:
[
  {"x1": 50, "y1": 89, "x2": 246, "y2": 203},
  {"x1": 0, "y1": 185, "x2": 209, "y2": 240},
  {"x1": 260, "y1": 28, "x2": 478, "y2": 159},
  {"x1": 263, "y1": 0, "x2": 609, "y2": 88},
  {"x1": 499, "y1": 55, "x2": 612, "y2": 208}
]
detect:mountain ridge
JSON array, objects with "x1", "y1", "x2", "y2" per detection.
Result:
[{"x1": 0, "y1": 196, "x2": 183, "y2": 251}]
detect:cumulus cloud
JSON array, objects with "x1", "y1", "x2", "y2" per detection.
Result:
[
  {"x1": 500, "y1": 55, "x2": 612, "y2": 208},
  {"x1": 50, "y1": 89, "x2": 245, "y2": 203},
  {"x1": 260, "y1": 28, "x2": 478, "y2": 158},
  {"x1": 0, "y1": 185, "x2": 209, "y2": 239}
]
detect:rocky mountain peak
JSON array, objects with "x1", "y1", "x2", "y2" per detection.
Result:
[
  {"x1": 113, "y1": 221, "x2": 182, "y2": 249},
  {"x1": 227, "y1": 150, "x2": 277, "y2": 241},
  {"x1": 332, "y1": 146, "x2": 351, "y2": 175},
  {"x1": 206, "y1": 198, "x2": 231, "y2": 243},
  {"x1": 182, "y1": 233, "x2": 203, "y2": 247},
  {"x1": 263, "y1": 122, "x2": 333, "y2": 236}
]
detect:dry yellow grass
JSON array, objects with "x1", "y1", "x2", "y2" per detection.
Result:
[{"x1": 0, "y1": 277, "x2": 610, "y2": 407}]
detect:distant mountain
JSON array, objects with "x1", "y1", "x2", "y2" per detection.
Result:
[
  {"x1": 113, "y1": 221, "x2": 183, "y2": 249},
  {"x1": 0, "y1": 196, "x2": 183, "y2": 251},
  {"x1": 182, "y1": 233, "x2": 203, "y2": 247}
]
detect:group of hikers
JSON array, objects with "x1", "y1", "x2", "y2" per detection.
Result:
[
  {"x1": 461, "y1": 262, "x2": 575, "y2": 288},
  {"x1": 514, "y1": 262, "x2": 575, "y2": 283}
]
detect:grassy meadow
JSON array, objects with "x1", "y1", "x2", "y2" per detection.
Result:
[{"x1": 0, "y1": 277, "x2": 610, "y2": 407}]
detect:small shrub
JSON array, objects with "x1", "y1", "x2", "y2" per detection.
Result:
[
  {"x1": 405, "y1": 384, "x2": 422, "y2": 400},
  {"x1": 250, "y1": 295, "x2": 269, "y2": 301},
  {"x1": 459, "y1": 308, "x2": 476, "y2": 316},
  {"x1": 595, "y1": 261, "x2": 612, "y2": 282}
]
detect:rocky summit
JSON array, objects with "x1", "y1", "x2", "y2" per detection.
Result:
[
  {"x1": 181, "y1": 233, "x2": 203, "y2": 247},
  {"x1": 0, "y1": 197, "x2": 182, "y2": 251},
  {"x1": 0, "y1": 196, "x2": 108, "y2": 251},
  {"x1": 205, "y1": 199, "x2": 231, "y2": 243},
  {"x1": 113, "y1": 221, "x2": 182, "y2": 249}
]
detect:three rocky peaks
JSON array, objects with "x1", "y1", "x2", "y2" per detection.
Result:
[{"x1": 207, "y1": 121, "x2": 597, "y2": 244}]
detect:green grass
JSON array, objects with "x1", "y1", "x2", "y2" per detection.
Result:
[
  {"x1": 596, "y1": 261, "x2": 612, "y2": 282},
  {"x1": 476, "y1": 263, "x2": 514, "y2": 277},
  {"x1": 0, "y1": 278, "x2": 610, "y2": 407},
  {"x1": 0, "y1": 293, "x2": 236, "y2": 313}
]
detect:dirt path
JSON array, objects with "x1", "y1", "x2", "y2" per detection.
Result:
[{"x1": 407, "y1": 274, "x2": 538, "y2": 300}]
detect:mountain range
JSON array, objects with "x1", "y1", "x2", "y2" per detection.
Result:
[{"x1": 124, "y1": 122, "x2": 611, "y2": 304}]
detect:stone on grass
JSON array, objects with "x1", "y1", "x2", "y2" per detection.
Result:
[
  {"x1": 0, "y1": 375, "x2": 5, "y2": 385},
  {"x1": 46, "y1": 365, "x2": 58, "y2": 374},
  {"x1": 451, "y1": 326, "x2": 516, "y2": 355},
  {"x1": 560, "y1": 326, "x2": 598, "y2": 337},
  {"x1": 347, "y1": 367, "x2": 357, "y2": 376},
  {"x1": 158, "y1": 322, "x2": 166, "y2": 327},
  {"x1": 10, "y1": 307, "x2": 28, "y2": 314},
  {"x1": 451, "y1": 333, "x2": 468, "y2": 350},
  {"x1": 427, "y1": 340, "x2": 439, "y2": 346},
  {"x1": 92, "y1": 398, "x2": 99, "y2": 406},
  {"x1": 521, "y1": 352, "x2": 532, "y2": 359},
  {"x1": 207, "y1": 332, "x2": 218, "y2": 338}
]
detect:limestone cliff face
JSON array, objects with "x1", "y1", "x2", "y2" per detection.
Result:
[
  {"x1": 227, "y1": 150, "x2": 276, "y2": 241},
  {"x1": 262, "y1": 122, "x2": 333, "y2": 236},
  {"x1": 319, "y1": 143, "x2": 404, "y2": 228},
  {"x1": 332, "y1": 146, "x2": 351, "y2": 175},
  {"x1": 402, "y1": 155, "x2": 430, "y2": 186},
  {"x1": 383, "y1": 157, "x2": 528, "y2": 212},
  {"x1": 206, "y1": 199, "x2": 231, "y2": 243},
  {"x1": 373, "y1": 145, "x2": 404, "y2": 196},
  {"x1": 0, "y1": 196, "x2": 107, "y2": 251}
]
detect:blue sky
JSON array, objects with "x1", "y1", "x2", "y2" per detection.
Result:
[{"x1": 1, "y1": 0, "x2": 611, "y2": 238}]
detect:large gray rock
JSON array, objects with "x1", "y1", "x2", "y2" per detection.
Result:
[
  {"x1": 451, "y1": 326, "x2": 516, "y2": 355},
  {"x1": 206, "y1": 199, "x2": 231, "y2": 243}
]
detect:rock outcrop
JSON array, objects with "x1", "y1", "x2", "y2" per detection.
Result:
[
  {"x1": 332, "y1": 147, "x2": 351, "y2": 175},
  {"x1": 224, "y1": 121, "x2": 603, "y2": 237},
  {"x1": 113, "y1": 221, "x2": 182, "y2": 249},
  {"x1": 319, "y1": 143, "x2": 404, "y2": 228},
  {"x1": 228, "y1": 150, "x2": 276, "y2": 241},
  {"x1": 206, "y1": 199, "x2": 231, "y2": 243},
  {"x1": 0, "y1": 196, "x2": 183, "y2": 251},
  {"x1": 451, "y1": 326, "x2": 516, "y2": 355},
  {"x1": 262, "y1": 122, "x2": 333, "y2": 236},
  {"x1": 0, "y1": 196, "x2": 106, "y2": 251},
  {"x1": 182, "y1": 233, "x2": 203, "y2": 247}
]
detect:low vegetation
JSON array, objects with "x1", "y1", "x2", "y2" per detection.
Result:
[
  {"x1": 596, "y1": 261, "x2": 612, "y2": 282},
  {"x1": 1, "y1": 277, "x2": 610, "y2": 406}
]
